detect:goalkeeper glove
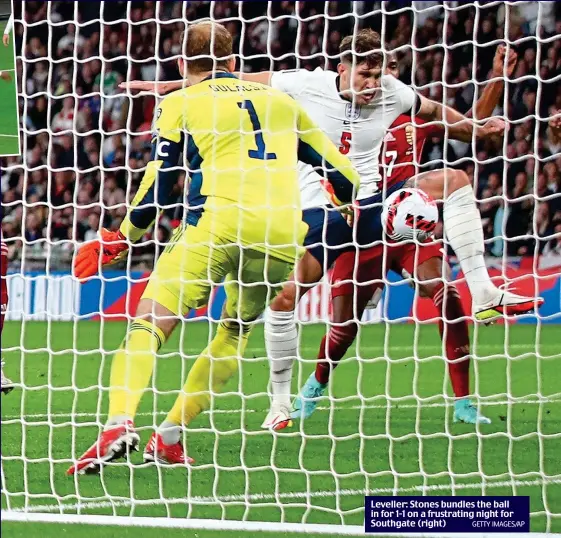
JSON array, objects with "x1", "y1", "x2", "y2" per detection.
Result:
[
  {"x1": 341, "y1": 202, "x2": 360, "y2": 227},
  {"x1": 74, "y1": 228, "x2": 129, "y2": 281},
  {"x1": 320, "y1": 179, "x2": 359, "y2": 227}
]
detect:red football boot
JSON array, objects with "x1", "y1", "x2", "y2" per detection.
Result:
[
  {"x1": 474, "y1": 288, "x2": 544, "y2": 324},
  {"x1": 143, "y1": 432, "x2": 194, "y2": 465},
  {"x1": 67, "y1": 421, "x2": 140, "y2": 476}
]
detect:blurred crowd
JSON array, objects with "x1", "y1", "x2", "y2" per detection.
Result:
[{"x1": 1, "y1": 0, "x2": 561, "y2": 268}]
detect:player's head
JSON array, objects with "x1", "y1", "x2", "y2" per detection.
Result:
[
  {"x1": 179, "y1": 21, "x2": 235, "y2": 81},
  {"x1": 338, "y1": 29, "x2": 383, "y2": 105},
  {"x1": 385, "y1": 51, "x2": 399, "y2": 78}
]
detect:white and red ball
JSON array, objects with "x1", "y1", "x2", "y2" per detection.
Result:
[{"x1": 382, "y1": 188, "x2": 438, "y2": 242}]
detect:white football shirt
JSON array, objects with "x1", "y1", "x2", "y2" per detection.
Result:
[
  {"x1": 4, "y1": 15, "x2": 13, "y2": 35},
  {"x1": 271, "y1": 68, "x2": 416, "y2": 208}
]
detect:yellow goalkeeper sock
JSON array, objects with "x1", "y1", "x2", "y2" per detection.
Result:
[
  {"x1": 108, "y1": 319, "x2": 166, "y2": 422},
  {"x1": 165, "y1": 320, "x2": 250, "y2": 427}
]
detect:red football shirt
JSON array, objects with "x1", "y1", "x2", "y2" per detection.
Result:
[{"x1": 381, "y1": 114, "x2": 443, "y2": 188}]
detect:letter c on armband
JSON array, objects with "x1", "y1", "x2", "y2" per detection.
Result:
[{"x1": 157, "y1": 141, "x2": 170, "y2": 158}]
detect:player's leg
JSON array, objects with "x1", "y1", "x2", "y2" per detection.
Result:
[
  {"x1": 293, "y1": 249, "x2": 384, "y2": 419},
  {"x1": 400, "y1": 243, "x2": 490, "y2": 425},
  {"x1": 411, "y1": 169, "x2": 542, "y2": 321},
  {"x1": 151, "y1": 252, "x2": 293, "y2": 461},
  {"x1": 263, "y1": 251, "x2": 322, "y2": 424},
  {"x1": 147, "y1": 280, "x2": 248, "y2": 465},
  {"x1": 68, "y1": 224, "x2": 230, "y2": 474},
  {"x1": 106, "y1": 299, "x2": 177, "y2": 425},
  {"x1": 264, "y1": 208, "x2": 351, "y2": 429},
  {"x1": 1, "y1": 240, "x2": 14, "y2": 394},
  {"x1": 68, "y1": 298, "x2": 178, "y2": 475}
]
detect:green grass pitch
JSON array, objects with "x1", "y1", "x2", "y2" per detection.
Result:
[
  {"x1": 0, "y1": 523, "x2": 352, "y2": 538},
  {"x1": 0, "y1": 20, "x2": 19, "y2": 156},
  {"x1": 1, "y1": 321, "x2": 560, "y2": 537}
]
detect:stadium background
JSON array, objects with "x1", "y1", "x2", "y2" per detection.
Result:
[
  {"x1": 1, "y1": 2, "x2": 561, "y2": 536},
  {"x1": 2, "y1": 1, "x2": 561, "y2": 267}
]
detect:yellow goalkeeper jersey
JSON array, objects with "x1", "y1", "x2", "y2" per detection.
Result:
[{"x1": 120, "y1": 72, "x2": 359, "y2": 262}]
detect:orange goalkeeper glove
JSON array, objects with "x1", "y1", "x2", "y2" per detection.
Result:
[
  {"x1": 320, "y1": 179, "x2": 358, "y2": 227},
  {"x1": 74, "y1": 229, "x2": 129, "y2": 280}
]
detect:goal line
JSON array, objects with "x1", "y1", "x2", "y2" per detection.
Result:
[
  {"x1": 5, "y1": 476, "x2": 561, "y2": 517},
  {"x1": 2, "y1": 394, "x2": 560, "y2": 423},
  {"x1": 3, "y1": 511, "x2": 560, "y2": 538}
]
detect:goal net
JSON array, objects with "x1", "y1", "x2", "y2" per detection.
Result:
[{"x1": 2, "y1": 1, "x2": 561, "y2": 535}]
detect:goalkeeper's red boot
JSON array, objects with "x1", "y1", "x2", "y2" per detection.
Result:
[
  {"x1": 143, "y1": 433, "x2": 194, "y2": 465},
  {"x1": 67, "y1": 421, "x2": 140, "y2": 476}
]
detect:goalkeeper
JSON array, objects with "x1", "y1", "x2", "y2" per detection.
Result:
[{"x1": 68, "y1": 21, "x2": 359, "y2": 475}]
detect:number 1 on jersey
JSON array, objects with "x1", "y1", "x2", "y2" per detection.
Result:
[{"x1": 238, "y1": 100, "x2": 277, "y2": 160}]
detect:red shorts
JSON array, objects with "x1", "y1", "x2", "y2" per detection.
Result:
[{"x1": 331, "y1": 241, "x2": 444, "y2": 299}]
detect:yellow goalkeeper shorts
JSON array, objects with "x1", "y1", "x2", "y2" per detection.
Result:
[{"x1": 142, "y1": 218, "x2": 294, "y2": 321}]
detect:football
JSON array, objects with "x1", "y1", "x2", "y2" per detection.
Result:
[{"x1": 382, "y1": 188, "x2": 439, "y2": 242}]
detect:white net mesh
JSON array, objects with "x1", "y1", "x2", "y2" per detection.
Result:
[{"x1": 2, "y1": 1, "x2": 561, "y2": 534}]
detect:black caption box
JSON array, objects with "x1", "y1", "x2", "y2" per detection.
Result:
[{"x1": 365, "y1": 496, "x2": 530, "y2": 533}]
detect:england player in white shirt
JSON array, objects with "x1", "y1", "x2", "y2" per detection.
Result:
[
  {"x1": 122, "y1": 29, "x2": 542, "y2": 429},
  {"x1": 257, "y1": 33, "x2": 538, "y2": 430}
]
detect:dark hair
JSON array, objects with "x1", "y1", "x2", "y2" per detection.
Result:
[
  {"x1": 339, "y1": 29, "x2": 383, "y2": 68},
  {"x1": 183, "y1": 21, "x2": 233, "y2": 74}
]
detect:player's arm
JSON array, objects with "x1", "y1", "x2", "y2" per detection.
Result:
[
  {"x1": 74, "y1": 96, "x2": 183, "y2": 279},
  {"x1": 119, "y1": 79, "x2": 185, "y2": 94},
  {"x1": 119, "y1": 136, "x2": 182, "y2": 242},
  {"x1": 296, "y1": 105, "x2": 359, "y2": 206},
  {"x1": 236, "y1": 72, "x2": 273, "y2": 84},
  {"x1": 119, "y1": 72, "x2": 274, "y2": 94},
  {"x1": 417, "y1": 95, "x2": 505, "y2": 143},
  {"x1": 466, "y1": 45, "x2": 517, "y2": 120},
  {"x1": 3, "y1": 14, "x2": 13, "y2": 46},
  {"x1": 120, "y1": 96, "x2": 183, "y2": 241},
  {"x1": 410, "y1": 46, "x2": 515, "y2": 137}
]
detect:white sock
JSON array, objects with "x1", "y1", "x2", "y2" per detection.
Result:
[
  {"x1": 265, "y1": 308, "x2": 298, "y2": 408},
  {"x1": 159, "y1": 420, "x2": 181, "y2": 445},
  {"x1": 105, "y1": 415, "x2": 132, "y2": 429},
  {"x1": 443, "y1": 185, "x2": 497, "y2": 305}
]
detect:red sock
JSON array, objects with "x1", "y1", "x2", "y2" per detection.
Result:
[
  {"x1": 315, "y1": 324, "x2": 357, "y2": 384},
  {"x1": 1, "y1": 242, "x2": 7, "y2": 334},
  {"x1": 433, "y1": 282, "x2": 470, "y2": 398}
]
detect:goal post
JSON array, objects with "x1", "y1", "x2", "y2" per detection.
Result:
[{"x1": 2, "y1": 1, "x2": 561, "y2": 535}]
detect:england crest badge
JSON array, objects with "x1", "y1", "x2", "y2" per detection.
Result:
[{"x1": 345, "y1": 102, "x2": 361, "y2": 120}]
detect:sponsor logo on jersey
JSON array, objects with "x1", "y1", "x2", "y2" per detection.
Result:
[{"x1": 345, "y1": 103, "x2": 361, "y2": 120}]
